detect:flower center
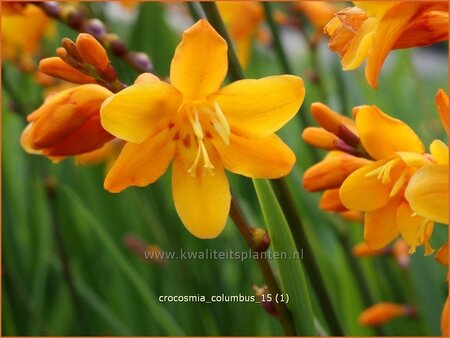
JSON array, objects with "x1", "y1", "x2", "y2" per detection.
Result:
[
  {"x1": 365, "y1": 158, "x2": 411, "y2": 197},
  {"x1": 181, "y1": 101, "x2": 230, "y2": 176}
]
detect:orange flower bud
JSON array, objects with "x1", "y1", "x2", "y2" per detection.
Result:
[
  {"x1": 310, "y1": 102, "x2": 360, "y2": 146},
  {"x1": 21, "y1": 84, "x2": 114, "y2": 157},
  {"x1": 359, "y1": 303, "x2": 414, "y2": 326},
  {"x1": 392, "y1": 239, "x2": 410, "y2": 270},
  {"x1": 435, "y1": 241, "x2": 449, "y2": 267},
  {"x1": 303, "y1": 152, "x2": 372, "y2": 191},
  {"x1": 76, "y1": 33, "x2": 110, "y2": 73},
  {"x1": 302, "y1": 127, "x2": 340, "y2": 150},
  {"x1": 319, "y1": 189, "x2": 346, "y2": 212},
  {"x1": 352, "y1": 242, "x2": 389, "y2": 257},
  {"x1": 39, "y1": 57, "x2": 97, "y2": 84}
]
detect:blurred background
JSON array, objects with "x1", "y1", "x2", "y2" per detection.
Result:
[{"x1": 2, "y1": 1, "x2": 448, "y2": 336}]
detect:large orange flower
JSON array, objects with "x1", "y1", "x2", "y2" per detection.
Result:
[
  {"x1": 325, "y1": 1, "x2": 448, "y2": 88},
  {"x1": 101, "y1": 20, "x2": 304, "y2": 238}
]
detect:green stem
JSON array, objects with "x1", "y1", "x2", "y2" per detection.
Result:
[
  {"x1": 262, "y1": 2, "x2": 293, "y2": 74},
  {"x1": 200, "y1": 2, "x2": 244, "y2": 82},
  {"x1": 272, "y1": 179, "x2": 345, "y2": 336},
  {"x1": 230, "y1": 197, "x2": 296, "y2": 336},
  {"x1": 186, "y1": 2, "x2": 204, "y2": 21}
]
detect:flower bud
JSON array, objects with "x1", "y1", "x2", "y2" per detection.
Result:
[
  {"x1": 311, "y1": 102, "x2": 360, "y2": 146},
  {"x1": 302, "y1": 127, "x2": 340, "y2": 150},
  {"x1": 76, "y1": 33, "x2": 110, "y2": 73},
  {"x1": 303, "y1": 152, "x2": 372, "y2": 191},
  {"x1": 359, "y1": 303, "x2": 415, "y2": 326},
  {"x1": 339, "y1": 210, "x2": 363, "y2": 222},
  {"x1": 21, "y1": 84, "x2": 113, "y2": 157},
  {"x1": 253, "y1": 285, "x2": 278, "y2": 318},
  {"x1": 62, "y1": 37, "x2": 84, "y2": 63},
  {"x1": 319, "y1": 189, "x2": 347, "y2": 212},
  {"x1": 39, "y1": 57, "x2": 96, "y2": 84}
]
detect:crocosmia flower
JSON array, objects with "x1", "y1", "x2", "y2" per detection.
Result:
[
  {"x1": 339, "y1": 105, "x2": 435, "y2": 253},
  {"x1": 324, "y1": 1, "x2": 448, "y2": 88},
  {"x1": 101, "y1": 19, "x2": 304, "y2": 238}
]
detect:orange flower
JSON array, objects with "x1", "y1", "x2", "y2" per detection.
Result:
[
  {"x1": 217, "y1": 1, "x2": 265, "y2": 68},
  {"x1": 359, "y1": 303, "x2": 415, "y2": 326},
  {"x1": 21, "y1": 85, "x2": 114, "y2": 159},
  {"x1": 352, "y1": 242, "x2": 388, "y2": 257},
  {"x1": 442, "y1": 296, "x2": 449, "y2": 336},
  {"x1": 2, "y1": 4, "x2": 55, "y2": 69},
  {"x1": 296, "y1": 1, "x2": 337, "y2": 31},
  {"x1": 324, "y1": 2, "x2": 448, "y2": 88},
  {"x1": 100, "y1": 20, "x2": 303, "y2": 238}
]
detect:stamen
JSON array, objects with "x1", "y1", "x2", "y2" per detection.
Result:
[
  {"x1": 187, "y1": 139, "x2": 203, "y2": 177},
  {"x1": 211, "y1": 118, "x2": 230, "y2": 145},
  {"x1": 214, "y1": 102, "x2": 230, "y2": 137},
  {"x1": 389, "y1": 169, "x2": 408, "y2": 197}
]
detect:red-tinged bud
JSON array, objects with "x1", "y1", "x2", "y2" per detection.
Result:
[
  {"x1": 85, "y1": 18, "x2": 107, "y2": 38},
  {"x1": 21, "y1": 84, "x2": 113, "y2": 158},
  {"x1": 302, "y1": 127, "x2": 340, "y2": 150},
  {"x1": 39, "y1": 57, "x2": 96, "y2": 84}
]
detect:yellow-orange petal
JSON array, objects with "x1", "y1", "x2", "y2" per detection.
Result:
[
  {"x1": 76, "y1": 33, "x2": 110, "y2": 73},
  {"x1": 396, "y1": 202, "x2": 434, "y2": 255},
  {"x1": 364, "y1": 197, "x2": 401, "y2": 249},
  {"x1": 211, "y1": 75, "x2": 304, "y2": 138},
  {"x1": 170, "y1": 19, "x2": 228, "y2": 102},
  {"x1": 39, "y1": 57, "x2": 97, "y2": 84},
  {"x1": 405, "y1": 164, "x2": 449, "y2": 224},
  {"x1": 394, "y1": 11, "x2": 449, "y2": 50},
  {"x1": 356, "y1": 105, "x2": 424, "y2": 160},
  {"x1": 430, "y1": 140, "x2": 449, "y2": 165},
  {"x1": 172, "y1": 144, "x2": 230, "y2": 239},
  {"x1": 213, "y1": 133, "x2": 295, "y2": 179},
  {"x1": 304, "y1": 152, "x2": 372, "y2": 192},
  {"x1": 435, "y1": 241, "x2": 449, "y2": 266},
  {"x1": 353, "y1": 1, "x2": 399, "y2": 19},
  {"x1": 435, "y1": 89, "x2": 449, "y2": 135},
  {"x1": 104, "y1": 129, "x2": 175, "y2": 192},
  {"x1": 358, "y1": 303, "x2": 410, "y2": 326},
  {"x1": 100, "y1": 82, "x2": 182, "y2": 144},
  {"x1": 134, "y1": 73, "x2": 160, "y2": 85},
  {"x1": 341, "y1": 17, "x2": 377, "y2": 71},
  {"x1": 365, "y1": 2, "x2": 421, "y2": 88},
  {"x1": 340, "y1": 160, "x2": 391, "y2": 211}
]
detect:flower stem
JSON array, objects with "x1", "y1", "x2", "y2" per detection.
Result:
[{"x1": 229, "y1": 197, "x2": 296, "y2": 336}]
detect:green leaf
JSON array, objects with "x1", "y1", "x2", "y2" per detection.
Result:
[
  {"x1": 60, "y1": 186, "x2": 184, "y2": 336},
  {"x1": 253, "y1": 179, "x2": 316, "y2": 335}
]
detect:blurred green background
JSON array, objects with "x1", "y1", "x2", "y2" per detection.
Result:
[{"x1": 2, "y1": 2, "x2": 448, "y2": 336}]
